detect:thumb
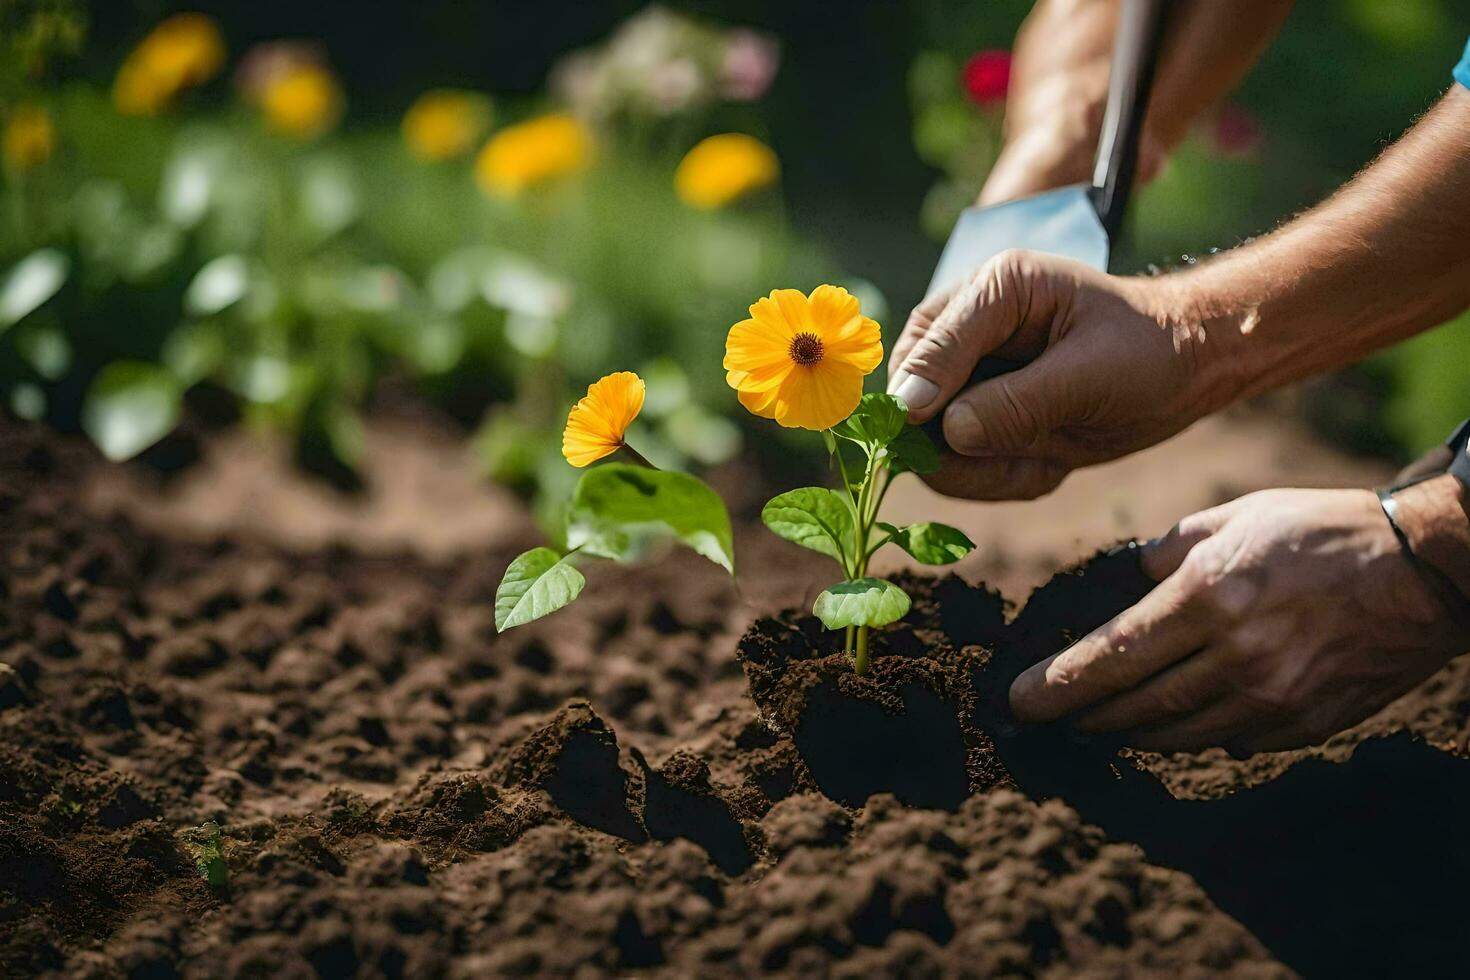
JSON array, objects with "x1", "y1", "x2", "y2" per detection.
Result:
[
  {"x1": 1139, "y1": 501, "x2": 1238, "y2": 581},
  {"x1": 888, "y1": 249, "x2": 1065, "y2": 423}
]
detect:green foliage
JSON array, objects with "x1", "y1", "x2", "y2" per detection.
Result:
[
  {"x1": 181, "y1": 821, "x2": 228, "y2": 892},
  {"x1": 81, "y1": 361, "x2": 182, "y2": 461},
  {"x1": 761, "y1": 487, "x2": 854, "y2": 562},
  {"x1": 879, "y1": 521, "x2": 973, "y2": 565},
  {"x1": 0, "y1": 248, "x2": 68, "y2": 331},
  {"x1": 833, "y1": 392, "x2": 907, "y2": 448},
  {"x1": 813, "y1": 577, "x2": 912, "y2": 629},
  {"x1": 494, "y1": 547, "x2": 587, "y2": 631},
  {"x1": 567, "y1": 463, "x2": 735, "y2": 573},
  {"x1": 887, "y1": 424, "x2": 940, "y2": 475},
  {"x1": 496, "y1": 461, "x2": 735, "y2": 631}
]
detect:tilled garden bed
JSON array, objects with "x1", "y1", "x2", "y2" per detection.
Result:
[{"x1": 4, "y1": 421, "x2": 1470, "y2": 978}]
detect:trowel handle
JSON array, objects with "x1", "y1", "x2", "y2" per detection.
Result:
[
  {"x1": 1091, "y1": 0, "x2": 1169, "y2": 241},
  {"x1": 920, "y1": 356, "x2": 1023, "y2": 448}
]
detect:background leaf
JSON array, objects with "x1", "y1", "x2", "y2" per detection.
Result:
[
  {"x1": 566, "y1": 463, "x2": 735, "y2": 573},
  {"x1": 494, "y1": 547, "x2": 586, "y2": 631},
  {"x1": 0, "y1": 249, "x2": 69, "y2": 331},
  {"x1": 833, "y1": 392, "x2": 906, "y2": 447},
  {"x1": 81, "y1": 361, "x2": 183, "y2": 461},
  {"x1": 888, "y1": 425, "x2": 940, "y2": 474},
  {"x1": 878, "y1": 521, "x2": 974, "y2": 565},
  {"x1": 761, "y1": 487, "x2": 854, "y2": 562},
  {"x1": 812, "y1": 577, "x2": 912, "y2": 629}
]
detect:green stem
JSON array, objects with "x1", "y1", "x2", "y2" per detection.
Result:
[
  {"x1": 844, "y1": 624, "x2": 855, "y2": 657},
  {"x1": 619, "y1": 443, "x2": 657, "y2": 469},
  {"x1": 854, "y1": 625, "x2": 870, "y2": 675}
]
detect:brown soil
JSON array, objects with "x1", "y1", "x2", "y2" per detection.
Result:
[{"x1": 3, "y1": 417, "x2": 1468, "y2": 978}]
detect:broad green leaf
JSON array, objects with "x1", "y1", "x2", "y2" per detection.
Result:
[
  {"x1": 833, "y1": 392, "x2": 906, "y2": 448},
  {"x1": 878, "y1": 521, "x2": 974, "y2": 565},
  {"x1": 813, "y1": 577, "x2": 912, "y2": 629},
  {"x1": 888, "y1": 425, "x2": 940, "y2": 475},
  {"x1": 185, "y1": 255, "x2": 249, "y2": 316},
  {"x1": 495, "y1": 548, "x2": 586, "y2": 631},
  {"x1": 567, "y1": 464, "x2": 735, "y2": 573},
  {"x1": 81, "y1": 361, "x2": 183, "y2": 461},
  {"x1": 762, "y1": 487, "x2": 854, "y2": 562},
  {"x1": 0, "y1": 249, "x2": 69, "y2": 330}
]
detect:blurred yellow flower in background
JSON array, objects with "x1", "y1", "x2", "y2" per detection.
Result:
[
  {"x1": 563, "y1": 371, "x2": 646, "y2": 467},
  {"x1": 4, "y1": 104, "x2": 57, "y2": 173},
  {"x1": 260, "y1": 65, "x2": 343, "y2": 139},
  {"x1": 675, "y1": 133, "x2": 778, "y2": 209},
  {"x1": 113, "y1": 12, "x2": 226, "y2": 115},
  {"x1": 403, "y1": 90, "x2": 493, "y2": 161},
  {"x1": 725, "y1": 285, "x2": 882, "y2": 431},
  {"x1": 476, "y1": 113, "x2": 592, "y2": 198}
]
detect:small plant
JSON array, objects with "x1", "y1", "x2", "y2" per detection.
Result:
[
  {"x1": 726, "y1": 285, "x2": 973, "y2": 674},
  {"x1": 181, "y1": 820, "x2": 228, "y2": 891},
  {"x1": 494, "y1": 371, "x2": 735, "y2": 630}
]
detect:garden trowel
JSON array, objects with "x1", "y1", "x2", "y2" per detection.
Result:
[{"x1": 922, "y1": 0, "x2": 1168, "y2": 442}]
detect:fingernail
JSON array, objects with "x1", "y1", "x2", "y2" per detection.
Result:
[
  {"x1": 943, "y1": 400, "x2": 981, "y2": 449},
  {"x1": 890, "y1": 372, "x2": 939, "y2": 413}
]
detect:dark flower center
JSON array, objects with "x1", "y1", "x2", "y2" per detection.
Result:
[{"x1": 788, "y1": 331, "x2": 824, "y2": 366}]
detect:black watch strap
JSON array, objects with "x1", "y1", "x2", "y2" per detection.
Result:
[{"x1": 1447, "y1": 417, "x2": 1470, "y2": 490}]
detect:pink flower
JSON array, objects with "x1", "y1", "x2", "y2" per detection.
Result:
[
  {"x1": 720, "y1": 29, "x2": 779, "y2": 102},
  {"x1": 1212, "y1": 103, "x2": 1262, "y2": 157},
  {"x1": 961, "y1": 49, "x2": 1011, "y2": 107}
]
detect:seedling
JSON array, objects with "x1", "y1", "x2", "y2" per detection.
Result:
[
  {"x1": 181, "y1": 820, "x2": 229, "y2": 891},
  {"x1": 726, "y1": 285, "x2": 973, "y2": 674},
  {"x1": 494, "y1": 372, "x2": 735, "y2": 630}
]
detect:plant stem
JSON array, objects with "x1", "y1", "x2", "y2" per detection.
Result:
[
  {"x1": 619, "y1": 443, "x2": 657, "y2": 469},
  {"x1": 844, "y1": 624, "x2": 855, "y2": 656},
  {"x1": 854, "y1": 625, "x2": 870, "y2": 675}
]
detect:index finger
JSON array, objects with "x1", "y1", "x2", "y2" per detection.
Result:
[
  {"x1": 888, "y1": 286, "x2": 954, "y2": 387},
  {"x1": 1009, "y1": 572, "x2": 1209, "y2": 722}
]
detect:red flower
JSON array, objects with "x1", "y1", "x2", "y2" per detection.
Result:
[{"x1": 961, "y1": 50, "x2": 1011, "y2": 107}]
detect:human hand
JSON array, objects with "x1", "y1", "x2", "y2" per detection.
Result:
[
  {"x1": 887, "y1": 249, "x2": 1240, "y2": 500},
  {"x1": 1009, "y1": 488, "x2": 1469, "y2": 755}
]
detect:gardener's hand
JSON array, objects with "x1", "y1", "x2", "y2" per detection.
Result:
[
  {"x1": 1009, "y1": 487, "x2": 1469, "y2": 754},
  {"x1": 887, "y1": 249, "x2": 1241, "y2": 500}
]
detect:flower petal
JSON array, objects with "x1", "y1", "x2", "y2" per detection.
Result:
[
  {"x1": 562, "y1": 371, "x2": 644, "y2": 467},
  {"x1": 749, "y1": 288, "x2": 808, "y2": 337},
  {"x1": 824, "y1": 315, "x2": 883, "y2": 374},
  {"x1": 807, "y1": 284, "x2": 860, "y2": 332},
  {"x1": 724, "y1": 317, "x2": 794, "y2": 383},
  {"x1": 772, "y1": 361, "x2": 865, "y2": 431}
]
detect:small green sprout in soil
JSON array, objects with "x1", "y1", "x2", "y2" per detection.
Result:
[{"x1": 181, "y1": 820, "x2": 229, "y2": 891}]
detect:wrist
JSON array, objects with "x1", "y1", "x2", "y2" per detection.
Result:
[
  {"x1": 1131, "y1": 273, "x2": 1254, "y2": 418},
  {"x1": 1391, "y1": 473, "x2": 1470, "y2": 611}
]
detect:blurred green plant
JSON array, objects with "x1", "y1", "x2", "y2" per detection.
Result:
[{"x1": 1, "y1": 6, "x2": 854, "y2": 528}]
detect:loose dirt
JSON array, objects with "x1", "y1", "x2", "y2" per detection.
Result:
[{"x1": 3, "y1": 418, "x2": 1467, "y2": 978}]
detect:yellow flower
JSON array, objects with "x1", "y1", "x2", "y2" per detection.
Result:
[
  {"x1": 113, "y1": 13, "x2": 226, "y2": 116},
  {"x1": 475, "y1": 113, "x2": 592, "y2": 198},
  {"x1": 4, "y1": 104, "x2": 56, "y2": 173},
  {"x1": 675, "y1": 133, "x2": 779, "y2": 209},
  {"x1": 403, "y1": 89, "x2": 492, "y2": 161},
  {"x1": 725, "y1": 285, "x2": 883, "y2": 431},
  {"x1": 563, "y1": 372, "x2": 646, "y2": 467},
  {"x1": 261, "y1": 65, "x2": 343, "y2": 139}
]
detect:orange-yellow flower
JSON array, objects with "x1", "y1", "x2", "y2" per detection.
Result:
[
  {"x1": 260, "y1": 65, "x2": 343, "y2": 139},
  {"x1": 475, "y1": 113, "x2": 592, "y2": 199},
  {"x1": 563, "y1": 371, "x2": 646, "y2": 467},
  {"x1": 113, "y1": 13, "x2": 226, "y2": 116},
  {"x1": 4, "y1": 104, "x2": 56, "y2": 173},
  {"x1": 403, "y1": 89, "x2": 492, "y2": 161},
  {"x1": 675, "y1": 133, "x2": 778, "y2": 209},
  {"x1": 725, "y1": 285, "x2": 883, "y2": 431}
]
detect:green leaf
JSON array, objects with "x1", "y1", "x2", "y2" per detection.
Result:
[
  {"x1": 833, "y1": 392, "x2": 906, "y2": 448},
  {"x1": 0, "y1": 249, "x2": 69, "y2": 330},
  {"x1": 495, "y1": 548, "x2": 586, "y2": 631},
  {"x1": 888, "y1": 425, "x2": 940, "y2": 475},
  {"x1": 813, "y1": 578, "x2": 912, "y2": 629},
  {"x1": 878, "y1": 521, "x2": 974, "y2": 565},
  {"x1": 81, "y1": 361, "x2": 183, "y2": 461},
  {"x1": 567, "y1": 464, "x2": 735, "y2": 573},
  {"x1": 762, "y1": 488, "x2": 855, "y2": 562}
]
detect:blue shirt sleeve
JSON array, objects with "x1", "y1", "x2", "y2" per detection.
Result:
[{"x1": 1456, "y1": 35, "x2": 1470, "y2": 90}]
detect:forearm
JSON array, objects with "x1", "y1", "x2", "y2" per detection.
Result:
[
  {"x1": 982, "y1": 0, "x2": 1292, "y2": 203},
  {"x1": 1175, "y1": 85, "x2": 1470, "y2": 399}
]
